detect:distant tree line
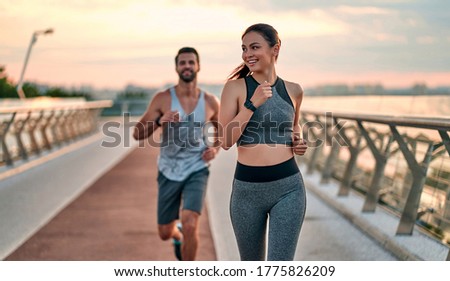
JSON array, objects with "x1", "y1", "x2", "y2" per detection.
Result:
[
  {"x1": 116, "y1": 91, "x2": 150, "y2": 100},
  {"x1": 116, "y1": 84, "x2": 157, "y2": 100},
  {"x1": 0, "y1": 66, "x2": 91, "y2": 99}
]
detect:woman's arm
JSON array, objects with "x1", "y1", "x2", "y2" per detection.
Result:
[
  {"x1": 219, "y1": 78, "x2": 273, "y2": 149},
  {"x1": 218, "y1": 80, "x2": 253, "y2": 150},
  {"x1": 291, "y1": 83, "x2": 308, "y2": 156}
]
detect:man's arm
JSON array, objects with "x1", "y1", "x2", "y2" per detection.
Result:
[{"x1": 133, "y1": 92, "x2": 165, "y2": 140}]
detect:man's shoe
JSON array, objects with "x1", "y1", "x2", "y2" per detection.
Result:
[
  {"x1": 173, "y1": 222, "x2": 183, "y2": 261},
  {"x1": 173, "y1": 239, "x2": 182, "y2": 261}
]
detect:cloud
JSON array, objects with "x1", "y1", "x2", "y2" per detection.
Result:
[
  {"x1": 1, "y1": 0, "x2": 449, "y2": 88},
  {"x1": 335, "y1": 5, "x2": 392, "y2": 15}
]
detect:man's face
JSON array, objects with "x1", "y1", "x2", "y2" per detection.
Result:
[{"x1": 176, "y1": 53, "x2": 199, "y2": 83}]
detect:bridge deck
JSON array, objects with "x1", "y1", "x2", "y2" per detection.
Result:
[
  {"x1": 4, "y1": 143, "x2": 216, "y2": 261},
  {"x1": 1, "y1": 130, "x2": 447, "y2": 261}
]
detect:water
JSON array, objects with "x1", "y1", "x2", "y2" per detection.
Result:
[{"x1": 303, "y1": 95, "x2": 450, "y2": 118}]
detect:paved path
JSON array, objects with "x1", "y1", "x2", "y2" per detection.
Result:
[
  {"x1": 2, "y1": 131, "x2": 447, "y2": 261},
  {"x1": 207, "y1": 147, "x2": 398, "y2": 261},
  {"x1": 4, "y1": 143, "x2": 216, "y2": 261}
]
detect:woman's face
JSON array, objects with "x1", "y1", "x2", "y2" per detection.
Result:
[{"x1": 241, "y1": 31, "x2": 276, "y2": 73}]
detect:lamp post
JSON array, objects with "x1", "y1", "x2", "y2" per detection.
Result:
[{"x1": 16, "y1": 28, "x2": 54, "y2": 99}]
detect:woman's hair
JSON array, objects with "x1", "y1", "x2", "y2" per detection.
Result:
[{"x1": 227, "y1": 23, "x2": 281, "y2": 80}]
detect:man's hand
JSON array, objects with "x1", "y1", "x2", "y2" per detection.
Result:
[
  {"x1": 202, "y1": 147, "x2": 219, "y2": 162},
  {"x1": 160, "y1": 110, "x2": 180, "y2": 125},
  {"x1": 292, "y1": 134, "x2": 308, "y2": 156}
]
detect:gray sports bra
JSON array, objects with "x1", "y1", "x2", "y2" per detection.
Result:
[{"x1": 237, "y1": 76, "x2": 295, "y2": 146}]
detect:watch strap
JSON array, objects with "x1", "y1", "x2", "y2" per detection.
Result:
[{"x1": 244, "y1": 99, "x2": 257, "y2": 112}]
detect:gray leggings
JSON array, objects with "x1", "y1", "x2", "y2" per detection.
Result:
[{"x1": 230, "y1": 173, "x2": 306, "y2": 261}]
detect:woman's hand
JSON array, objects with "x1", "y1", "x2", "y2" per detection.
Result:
[
  {"x1": 250, "y1": 81, "x2": 272, "y2": 108},
  {"x1": 292, "y1": 134, "x2": 308, "y2": 156}
]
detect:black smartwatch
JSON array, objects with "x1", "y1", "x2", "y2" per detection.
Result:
[{"x1": 244, "y1": 99, "x2": 257, "y2": 112}]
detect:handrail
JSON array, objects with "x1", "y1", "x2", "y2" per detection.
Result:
[
  {"x1": 303, "y1": 109, "x2": 450, "y2": 131},
  {"x1": 0, "y1": 100, "x2": 113, "y2": 114},
  {"x1": 301, "y1": 108, "x2": 450, "y2": 260},
  {"x1": 1, "y1": 99, "x2": 112, "y2": 168}
]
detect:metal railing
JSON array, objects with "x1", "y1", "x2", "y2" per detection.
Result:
[
  {"x1": 0, "y1": 99, "x2": 112, "y2": 167},
  {"x1": 301, "y1": 109, "x2": 450, "y2": 260}
]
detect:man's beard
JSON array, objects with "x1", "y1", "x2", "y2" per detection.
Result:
[{"x1": 179, "y1": 71, "x2": 196, "y2": 83}]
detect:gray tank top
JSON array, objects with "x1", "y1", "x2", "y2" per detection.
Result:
[
  {"x1": 237, "y1": 76, "x2": 294, "y2": 146},
  {"x1": 158, "y1": 87, "x2": 207, "y2": 181}
]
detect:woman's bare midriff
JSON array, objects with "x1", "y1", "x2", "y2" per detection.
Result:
[{"x1": 237, "y1": 144, "x2": 294, "y2": 166}]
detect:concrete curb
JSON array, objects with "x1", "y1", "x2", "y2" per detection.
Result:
[
  {"x1": 305, "y1": 183, "x2": 422, "y2": 261},
  {"x1": 300, "y1": 162, "x2": 449, "y2": 261}
]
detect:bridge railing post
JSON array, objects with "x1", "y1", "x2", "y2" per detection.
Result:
[
  {"x1": 0, "y1": 113, "x2": 16, "y2": 166},
  {"x1": 300, "y1": 109, "x2": 450, "y2": 258},
  {"x1": 358, "y1": 122, "x2": 394, "y2": 212},
  {"x1": 337, "y1": 123, "x2": 362, "y2": 196},
  {"x1": 0, "y1": 100, "x2": 112, "y2": 167}
]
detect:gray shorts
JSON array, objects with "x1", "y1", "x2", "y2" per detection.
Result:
[{"x1": 157, "y1": 168, "x2": 209, "y2": 225}]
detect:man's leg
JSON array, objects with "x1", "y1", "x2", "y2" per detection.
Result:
[
  {"x1": 180, "y1": 210, "x2": 200, "y2": 261},
  {"x1": 180, "y1": 168, "x2": 209, "y2": 261},
  {"x1": 156, "y1": 171, "x2": 184, "y2": 259},
  {"x1": 158, "y1": 221, "x2": 183, "y2": 261},
  {"x1": 158, "y1": 221, "x2": 182, "y2": 241}
]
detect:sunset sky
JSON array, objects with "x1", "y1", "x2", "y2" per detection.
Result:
[{"x1": 1, "y1": 0, "x2": 449, "y2": 90}]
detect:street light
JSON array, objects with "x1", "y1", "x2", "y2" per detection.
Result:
[{"x1": 16, "y1": 28, "x2": 54, "y2": 99}]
